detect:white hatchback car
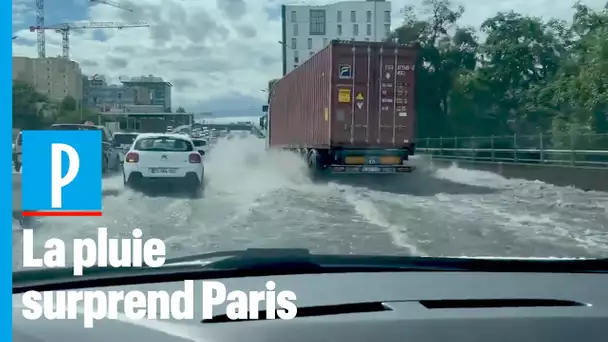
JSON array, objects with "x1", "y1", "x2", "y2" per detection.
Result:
[{"x1": 122, "y1": 133, "x2": 205, "y2": 194}]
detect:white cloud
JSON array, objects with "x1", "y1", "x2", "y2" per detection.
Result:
[
  {"x1": 11, "y1": 0, "x2": 605, "y2": 112},
  {"x1": 12, "y1": 0, "x2": 31, "y2": 26}
]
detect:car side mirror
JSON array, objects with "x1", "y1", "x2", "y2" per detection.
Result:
[{"x1": 198, "y1": 150, "x2": 205, "y2": 156}]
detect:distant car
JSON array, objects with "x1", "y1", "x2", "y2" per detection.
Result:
[
  {"x1": 122, "y1": 133, "x2": 205, "y2": 195},
  {"x1": 112, "y1": 132, "x2": 139, "y2": 164},
  {"x1": 49, "y1": 123, "x2": 120, "y2": 174}
]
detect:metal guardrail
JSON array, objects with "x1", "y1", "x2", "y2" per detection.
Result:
[{"x1": 415, "y1": 133, "x2": 608, "y2": 168}]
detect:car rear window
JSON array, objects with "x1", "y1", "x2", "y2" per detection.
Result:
[
  {"x1": 114, "y1": 134, "x2": 138, "y2": 145},
  {"x1": 134, "y1": 137, "x2": 193, "y2": 152}
]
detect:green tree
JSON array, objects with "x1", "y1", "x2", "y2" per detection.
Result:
[
  {"x1": 12, "y1": 81, "x2": 52, "y2": 129},
  {"x1": 60, "y1": 95, "x2": 77, "y2": 112},
  {"x1": 388, "y1": 0, "x2": 608, "y2": 143},
  {"x1": 176, "y1": 106, "x2": 186, "y2": 113}
]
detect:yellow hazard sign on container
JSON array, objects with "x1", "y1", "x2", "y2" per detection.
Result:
[
  {"x1": 356, "y1": 92, "x2": 364, "y2": 100},
  {"x1": 338, "y1": 89, "x2": 351, "y2": 103}
]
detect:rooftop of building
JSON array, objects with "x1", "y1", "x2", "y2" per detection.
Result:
[{"x1": 119, "y1": 75, "x2": 173, "y2": 87}]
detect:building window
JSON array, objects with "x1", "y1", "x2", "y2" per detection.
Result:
[
  {"x1": 291, "y1": 11, "x2": 296, "y2": 22},
  {"x1": 366, "y1": 24, "x2": 372, "y2": 36},
  {"x1": 293, "y1": 24, "x2": 298, "y2": 36},
  {"x1": 350, "y1": 11, "x2": 356, "y2": 22},
  {"x1": 337, "y1": 10, "x2": 342, "y2": 22},
  {"x1": 384, "y1": 11, "x2": 390, "y2": 22},
  {"x1": 291, "y1": 38, "x2": 297, "y2": 49},
  {"x1": 293, "y1": 64, "x2": 298, "y2": 69},
  {"x1": 323, "y1": 38, "x2": 328, "y2": 46},
  {"x1": 307, "y1": 38, "x2": 312, "y2": 49},
  {"x1": 310, "y1": 51, "x2": 314, "y2": 56},
  {"x1": 294, "y1": 50, "x2": 299, "y2": 63},
  {"x1": 366, "y1": 11, "x2": 372, "y2": 22},
  {"x1": 309, "y1": 9, "x2": 326, "y2": 35},
  {"x1": 385, "y1": 24, "x2": 391, "y2": 36},
  {"x1": 337, "y1": 24, "x2": 342, "y2": 35},
  {"x1": 365, "y1": 37, "x2": 370, "y2": 41},
  {"x1": 353, "y1": 24, "x2": 359, "y2": 36}
]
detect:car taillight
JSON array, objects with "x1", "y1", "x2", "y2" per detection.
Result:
[
  {"x1": 125, "y1": 152, "x2": 139, "y2": 163},
  {"x1": 189, "y1": 153, "x2": 201, "y2": 163}
]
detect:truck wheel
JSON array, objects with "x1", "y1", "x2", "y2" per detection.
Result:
[
  {"x1": 113, "y1": 156, "x2": 121, "y2": 171},
  {"x1": 102, "y1": 156, "x2": 108, "y2": 174},
  {"x1": 307, "y1": 150, "x2": 323, "y2": 179}
]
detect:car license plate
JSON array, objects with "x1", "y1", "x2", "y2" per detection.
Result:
[
  {"x1": 149, "y1": 168, "x2": 176, "y2": 174},
  {"x1": 362, "y1": 166, "x2": 381, "y2": 172}
]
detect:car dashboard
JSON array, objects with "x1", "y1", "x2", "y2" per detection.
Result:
[{"x1": 12, "y1": 270, "x2": 608, "y2": 342}]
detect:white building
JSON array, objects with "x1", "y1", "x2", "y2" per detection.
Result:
[{"x1": 281, "y1": 0, "x2": 392, "y2": 75}]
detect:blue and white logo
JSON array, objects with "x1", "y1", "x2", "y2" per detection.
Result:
[
  {"x1": 21, "y1": 130, "x2": 103, "y2": 215},
  {"x1": 339, "y1": 64, "x2": 352, "y2": 79}
]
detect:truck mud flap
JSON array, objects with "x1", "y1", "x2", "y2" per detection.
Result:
[{"x1": 329, "y1": 165, "x2": 415, "y2": 174}]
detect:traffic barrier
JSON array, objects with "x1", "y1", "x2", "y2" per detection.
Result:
[
  {"x1": 415, "y1": 133, "x2": 608, "y2": 191},
  {"x1": 415, "y1": 133, "x2": 608, "y2": 168}
]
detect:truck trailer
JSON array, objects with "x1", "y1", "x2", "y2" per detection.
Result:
[{"x1": 264, "y1": 40, "x2": 418, "y2": 175}]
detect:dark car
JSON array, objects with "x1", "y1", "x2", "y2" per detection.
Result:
[
  {"x1": 12, "y1": 132, "x2": 22, "y2": 172},
  {"x1": 49, "y1": 123, "x2": 120, "y2": 173}
]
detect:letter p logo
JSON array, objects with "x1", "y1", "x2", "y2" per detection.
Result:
[
  {"x1": 21, "y1": 130, "x2": 103, "y2": 216},
  {"x1": 51, "y1": 143, "x2": 80, "y2": 209}
]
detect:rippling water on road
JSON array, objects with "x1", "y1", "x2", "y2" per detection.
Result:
[{"x1": 12, "y1": 135, "x2": 608, "y2": 269}]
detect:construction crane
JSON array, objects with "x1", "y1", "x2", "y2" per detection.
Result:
[
  {"x1": 89, "y1": 0, "x2": 133, "y2": 12},
  {"x1": 29, "y1": 21, "x2": 150, "y2": 60},
  {"x1": 33, "y1": 0, "x2": 134, "y2": 58},
  {"x1": 35, "y1": 0, "x2": 44, "y2": 58}
]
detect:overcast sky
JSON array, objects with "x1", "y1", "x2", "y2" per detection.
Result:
[{"x1": 11, "y1": 0, "x2": 605, "y2": 116}]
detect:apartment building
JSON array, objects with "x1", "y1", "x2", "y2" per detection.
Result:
[
  {"x1": 83, "y1": 74, "x2": 173, "y2": 113},
  {"x1": 83, "y1": 75, "x2": 137, "y2": 113},
  {"x1": 12, "y1": 57, "x2": 83, "y2": 101},
  {"x1": 120, "y1": 75, "x2": 173, "y2": 112},
  {"x1": 281, "y1": 0, "x2": 392, "y2": 75}
]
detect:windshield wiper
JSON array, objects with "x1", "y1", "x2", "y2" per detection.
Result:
[
  {"x1": 164, "y1": 248, "x2": 608, "y2": 273},
  {"x1": 164, "y1": 248, "x2": 466, "y2": 272}
]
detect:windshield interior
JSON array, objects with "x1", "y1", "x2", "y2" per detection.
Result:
[{"x1": 134, "y1": 137, "x2": 193, "y2": 152}]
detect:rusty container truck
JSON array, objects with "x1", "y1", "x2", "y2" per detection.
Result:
[{"x1": 265, "y1": 40, "x2": 418, "y2": 174}]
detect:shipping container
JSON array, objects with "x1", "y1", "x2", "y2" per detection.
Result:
[
  {"x1": 269, "y1": 40, "x2": 417, "y2": 149},
  {"x1": 266, "y1": 40, "x2": 418, "y2": 174}
]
